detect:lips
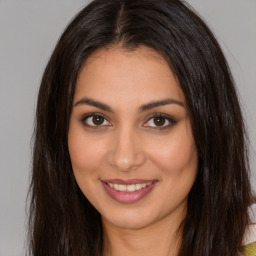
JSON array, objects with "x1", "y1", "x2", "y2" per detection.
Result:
[
  {"x1": 106, "y1": 182, "x2": 153, "y2": 192},
  {"x1": 101, "y1": 179, "x2": 158, "y2": 203}
]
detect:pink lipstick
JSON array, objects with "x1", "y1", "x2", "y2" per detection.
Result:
[{"x1": 101, "y1": 179, "x2": 158, "y2": 203}]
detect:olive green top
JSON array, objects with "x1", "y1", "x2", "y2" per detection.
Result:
[{"x1": 245, "y1": 241, "x2": 256, "y2": 256}]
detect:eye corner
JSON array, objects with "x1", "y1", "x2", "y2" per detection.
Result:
[
  {"x1": 143, "y1": 113, "x2": 177, "y2": 129},
  {"x1": 80, "y1": 113, "x2": 112, "y2": 128}
]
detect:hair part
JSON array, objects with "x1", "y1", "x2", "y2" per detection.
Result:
[{"x1": 28, "y1": 0, "x2": 254, "y2": 255}]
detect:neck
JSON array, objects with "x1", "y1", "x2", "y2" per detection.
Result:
[{"x1": 102, "y1": 209, "x2": 185, "y2": 256}]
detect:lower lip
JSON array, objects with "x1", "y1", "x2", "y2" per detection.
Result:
[{"x1": 101, "y1": 181, "x2": 157, "y2": 203}]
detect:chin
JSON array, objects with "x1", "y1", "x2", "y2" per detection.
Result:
[
  {"x1": 101, "y1": 207, "x2": 158, "y2": 230},
  {"x1": 106, "y1": 217, "x2": 150, "y2": 230}
]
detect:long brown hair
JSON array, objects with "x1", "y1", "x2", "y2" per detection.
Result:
[{"x1": 28, "y1": 0, "x2": 254, "y2": 255}]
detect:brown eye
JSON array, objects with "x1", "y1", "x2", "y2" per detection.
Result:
[
  {"x1": 153, "y1": 117, "x2": 166, "y2": 126},
  {"x1": 82, "y1": 114, "x2": 111, "y2": 127},
  {"x1": 92, "y1": 115, "x2": 104, "y2": 125},
  {"x1": 144, "y1": 114, "x2": 176, "y2": 129}
]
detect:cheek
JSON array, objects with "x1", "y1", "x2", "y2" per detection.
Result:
[
  {"x1": 68, "y1": 126, "x2": 106, "y2": 177},
  {"x1": 68, "y1": 124, "x2": 116, "y2": 217},
  {"x1": 68, "y1": 127, "x2": 108, "y2": 202},
  {"x1": 147, "y1": 125, "x2": 198, "y2": 178},
  {"x1": 146, "y1": 127, "x2": 198, "y2": 212}
]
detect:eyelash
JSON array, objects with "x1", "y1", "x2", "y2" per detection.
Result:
[
  {"x1": 80, "y1": 112, "x2": 177, "y2": 129},
  {"x1": 143, "y1": 113, "x2": 177, "y2": 129},
  {"x1": 80, "y1": 112, "x2": 110, "y2": 129}
]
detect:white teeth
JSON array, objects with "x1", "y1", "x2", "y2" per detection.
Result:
[
  {"x1": 127, "y1": 184, "x2": 136, "y2": 192},
  {"x1": 107, "y1": 182, "x2": 153, "y2": 192},
  {"x1": 135, "y1": 184, "x2": 142, "y2": 190},
  {"x1": 118, "y1": 184, "x2": 126, "y2": 192}
]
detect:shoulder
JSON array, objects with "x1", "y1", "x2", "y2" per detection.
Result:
[
  {"x1": 243, "y1": 224, "x2": 256, "y2": 246},
  {"x1": 243, "y1": 222, "x2": 256, "y2": 256},
  {"x1": 244, "y1": 241, "x2": 256, "y2": 256},
  {"x1": 243, "y1": 205, "x2": 256, "y2": 245}
]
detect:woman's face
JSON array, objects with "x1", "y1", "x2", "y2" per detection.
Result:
[{"x1": 68, "y1": 47, "x2": 198, "y2": 230}]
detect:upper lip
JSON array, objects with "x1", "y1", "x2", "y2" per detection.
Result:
[{"x1": 101, "y1": 179, "x2": 158, "y2": 185}]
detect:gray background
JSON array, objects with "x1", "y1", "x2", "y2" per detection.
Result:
[{"x1": 0, "y1": 1, "x2": 255, "y2": 255}]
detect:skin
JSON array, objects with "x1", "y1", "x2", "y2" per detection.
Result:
[{"x1": 68, "y1": 46, "x2": 198, "y2": 256}]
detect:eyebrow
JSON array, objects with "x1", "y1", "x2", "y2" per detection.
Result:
[
  {"x1": 139, "y1": 98, "x2": 184, "y2": 112},
  {"x1": 74, "y1": 97, "x2": 114, "y2": 112},
  {"x1": 73, "y1": 97, "x2": 184, "y2": 112}
]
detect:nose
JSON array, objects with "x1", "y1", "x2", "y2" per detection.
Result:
[{"x1": 107, "y1": 126, "x2": 146, "y2": 172}]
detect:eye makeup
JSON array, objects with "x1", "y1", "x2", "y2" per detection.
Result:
[
  {"x1": 143, "y1": 113, "x2": 177, "y2": 130},
  {"x1": 80, "y1": 112, "x2": 177, "y2": 130}
]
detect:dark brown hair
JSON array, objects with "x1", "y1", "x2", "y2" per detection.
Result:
[{"x1": 28, "y1": 0, "x2": 254, "y2": 255}]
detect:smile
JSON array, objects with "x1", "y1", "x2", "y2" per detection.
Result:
[
  {"x1": 101, "y1": 179, "x2": 158, "y2": 203},
  {"x1": 106, "y1": 182, "x2": 153, "y2": 192}
]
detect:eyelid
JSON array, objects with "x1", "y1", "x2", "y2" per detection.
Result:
[
  {"x1": 80, "y1": 112, "x2": 112, "y2": 128},
  {"x1": 80, "y1": 112, "x2": 177, "y2": 129},
  {"x1": 143, "y1": 113, "x2": 177, "y2": 129}
]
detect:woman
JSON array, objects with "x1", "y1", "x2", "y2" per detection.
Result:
[{"x1": 28, "y1": 0, "x2": 255, "y2": 255}]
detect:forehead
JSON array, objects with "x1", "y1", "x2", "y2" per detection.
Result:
[{"x1": 74, "y1": 46, "x2": 186, "y2": 106}]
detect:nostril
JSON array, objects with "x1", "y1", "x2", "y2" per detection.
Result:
[{"x1": 107, "y1": 150, "x2": 146, "y2": 171}]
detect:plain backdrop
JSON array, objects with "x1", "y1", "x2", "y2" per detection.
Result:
[{"x1": 0, "y1": 1, "x2": 255, "y2": 255}]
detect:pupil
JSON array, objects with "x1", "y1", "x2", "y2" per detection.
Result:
[
  {"x1": 93, "y1": 115, "x2": 104, "y2": 125},
  {"x1": 154, "y1": 117, "x2": 165, "y2": 126}
]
